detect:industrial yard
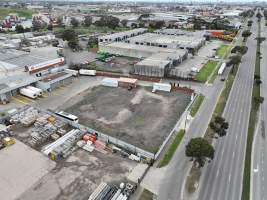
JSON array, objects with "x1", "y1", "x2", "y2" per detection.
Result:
[
  {"x1": 19, "y1": 149, "x2": 136, "y2": 200},
  {"x1": 2, "y1": 106, "x2": 139, "y2": 200},
  {"x1": 62, "y1": 85, "x2": 191, "y2": 152}
]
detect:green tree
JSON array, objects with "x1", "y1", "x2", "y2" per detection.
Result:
[
  {"x1": 185, "y1": 137, "x2": 215, "y2": 167},
  {"x1": 84, "y1": 15, "x2": 92, "y2": 27},
  {"x1": 242, "y1": 30, "x2": 252, "y2": 41},
  {"x1": 228, "y1": 54, "x2": 242, "y2": 67},
  {"x1": 71, "y1": 17, "x2": 79, "y2": 28},
  {"x1": 95, "y1": 16, "x2": 120, "y2": 29},
  {"x1": 15, "y1": 25, "x2": 25, "y2": 33},
  {"x1": 32, "y1": 20, "x2": 43, "y2": 31},
  {"x1": 121, "y1": 19, "x2": 128, "y2": 27},
  {"x1": 68, "y1": 39, "x2": 79, "y2": 50},
  {"x1": 61, "y1": 29, "x2": 77, "y2": 41}
]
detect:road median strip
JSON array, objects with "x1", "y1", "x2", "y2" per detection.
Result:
[{"x1": 241, "y1": 20, "x2": 262, "y2": 200}]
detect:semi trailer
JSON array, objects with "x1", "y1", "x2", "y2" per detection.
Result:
[
  {"x1": 19, "y1": 88, "x2": 38, "y2": 99},
  {"x1": 26, "y1": 86, "x2": 43, "y2": 97}
]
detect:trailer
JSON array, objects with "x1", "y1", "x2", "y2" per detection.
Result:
[
  {"x1": 79, "y1": 69, "x2": 96, "y2": 76},
  {"x1": 65, "y1": 69, "x2": 79, "y2": 77},
  {"x1": 19, "y1": 88, "x2": 38, "y2": 99},
  {"x1": 218, "y1": 62, "x2": 226, "y2": 75},
  {"x1": 26, "y1": 86, "x2": 43, "y2": 97}
]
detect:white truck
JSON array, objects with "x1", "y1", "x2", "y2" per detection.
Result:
[
  {"x1": 26, "y1": 86, "x2": 43, "y2": 97},
  {"x1": 79, "y1": 69, "x2": 96, "y2": 76},
  {"x1": 19, "y1": 88, "x2": 38, "y2": 99},
  {"x1": 218, "y1": 62, "x2": 226, "y2": 75}
]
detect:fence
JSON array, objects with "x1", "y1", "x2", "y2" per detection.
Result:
[
  {"x1": 40, "y1": 108, "x2": 155, "y2": 160},
  {"x1": 154, "y1": 94, "x2": 196, "y2": 160}
]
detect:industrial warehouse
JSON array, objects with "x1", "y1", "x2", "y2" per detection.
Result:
[
  {"x1": 98, "y1": 28, "x2": 209, "y2": 77},
  {"x1": 0, "y1": 49, "x2": 71, "y2": 104}
]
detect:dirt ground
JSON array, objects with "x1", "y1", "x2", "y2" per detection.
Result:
[
  {"x1": 62, "y1": 86, "x2": 191, "y2": 153},
  {"x1": 19, "y1": 149, "x2": 136, "y2": 200},
  {"x1": 89, "y1": 56, "x2": 140, "y2": 74}
]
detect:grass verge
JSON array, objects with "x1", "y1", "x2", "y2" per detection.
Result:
[
  {"x1": 195, "y1": 60, "x2": 219, "y2": 82},
  {"x1": 0, "y1": 8, "x2": 35, "y2": 20},
  {"x1": 216, "y1": 45, "x2": 231, "y2": 58},
  {"x1": 241, "y1": 21, "x2": 261, "y2": 200},
  {"x1": 159, "y1": 129, "x2": 185, "y2": 167},
  {"x1": 190, "y1": 94, "x2": 205, "y2": 117},
  {"x1": 139, "y1": 189, "x2": 154, "y2": 200}
]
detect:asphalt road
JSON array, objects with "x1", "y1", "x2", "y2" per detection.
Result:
[
  {"x1": 251, "y1": 18, "x2": 267, "y2": 200},
  {"x1": 198, "y1": 18, "x2": 258, "y2": 200},
  {"x1": 156, "y1": 21, "x2": 245, "y2": 200}
]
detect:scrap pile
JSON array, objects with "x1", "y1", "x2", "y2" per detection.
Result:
[
  {"x1": 29, "y1": 115, "x2": 68, "y2": 147},
  {"x1": 42, "y1": 129, "x2": 84, "y2": 160},
  {"x1": 88, "y1": 182, "x2": 136, "y2": 200},
  {"x1": 77, "y1": 134, "x2": 110, "y2": 154},
  {"x1": 10, "y1": 107, "x2": 39, "y2": 126}
]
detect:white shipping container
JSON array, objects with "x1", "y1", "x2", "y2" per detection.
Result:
[
  {"x1": 19, "y1": 88, "x2": 38, "y2": 99},
  {"x1": 101, "y1": 78, "x2": 119, "y2": 87},
  {"x1": 65, "y1": 69, "x2": 79, "y2": 77},
  {"x1": 79, "y1": 69, "x2": 96, "y2": 76},
  {"x1": 27, "y1": 86, "x2": 43, "y2": 97},
  {"x1": 152, "y1": 83, "x2": 171, "y2": 92}
]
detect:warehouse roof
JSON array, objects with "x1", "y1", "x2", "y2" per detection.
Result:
[
  {"x1": 98, "y1": 28, "x2": 147, "y2": 40},
  {"x1": 0, "y1": 49, "x2": 49, "y2": 69},
  {"x1": 127, "y1": 33, "x2": 205, "y2": 49},
  {"x1": 104, "y1": 42, "x2": 187, "y2": 56}
]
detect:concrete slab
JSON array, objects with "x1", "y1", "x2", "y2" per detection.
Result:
[{"x1": 0, "y1": 140, "x2": 55, "y2": 200}]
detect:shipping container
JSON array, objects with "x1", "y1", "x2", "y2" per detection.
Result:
[
  {"x1": 152, "y1": 83, "x2": 171, "y2": 92},
  {"x1": 101, "y1": 78, "x2": 119, "y2": 87},
  {"x1": 79, "y1": 69, "x2": 96, "y2": 76},
  {"x1": 65, "y1": 69, "x2": 79, "y2": 77}
]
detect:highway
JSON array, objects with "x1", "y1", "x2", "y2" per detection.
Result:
[
  {"x1": 156, "y1": 19, "x2": 246, "y2": 200},
  {"x1": 198, "y1": 18, "x2": 257, "y2": 200},
  {"x1": 251, "y1": 18, "x2": 267, "y2": 200}
]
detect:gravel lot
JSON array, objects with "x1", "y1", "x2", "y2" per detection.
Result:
[{"x1": 62, "y1": 86, "x2": 191, "y2": 152}]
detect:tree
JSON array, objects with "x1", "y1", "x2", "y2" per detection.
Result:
[
  {"x1": 95, "y1": 16, "x2": 120, "y2": 29},
  {"x1": 254, "y1": 96, "x2": 264, "y2": 104},
  {"x1": 47, "y1": 24, "x2": 53, "y2": 31},
  {"x1": 121, "y1": 19, "x2": 128, "y2": 27},
  {"x1": 15, "y1": 25, "x2": 25, "y2": 33},
  {"x1": 232, "y1": 45, "x2": 248, "y2": 55},
  {"x1": 242, "y1": 30, "x2": 252, "y2": 41},
  {"x1": 84, "y1": 15, "x2": 92, "y2": 27},
  {"x1": 185, "y1": 137, "x2": 215, "y2": 167},
  {"x1": 71, "y1": 17, "x2": 79, "y2": 28},
  {"x1": 217, "y1": 128, "x2": 227, "y2": 137},
  {"x1": 215, "y1": 116, "x2": 225, "y2": 124},
  {"x1": 228, "y1": 54, "x2": 242, "y2": 66},
  {"x1": 68, "y1": 39, "x2": 79, "y2": 50},
  {"x1": 88, "y1": 37, "x2": 98, "y2": 48},
  {"x1": 149, "y1": 21, "x2": 165, "y2": 29},
  {"x1": 256, "y1": 12, "x2": 262, "y2": 21},
  {"x1": 32, "y1": 20, "x2": 43, "y2": 31},
  {"x1": 61, "y1": 29, "x2": 77, "y2": 41}
]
